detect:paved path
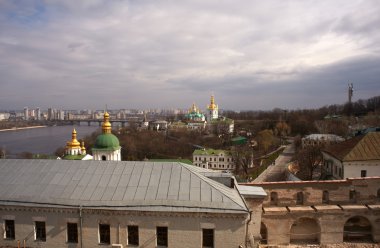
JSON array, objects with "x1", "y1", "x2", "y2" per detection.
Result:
[{"x1": 253, "y1": 141, "x2": 295, "y2": 182}]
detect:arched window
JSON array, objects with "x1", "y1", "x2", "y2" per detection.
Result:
[
  {"x1": 296, "y1": 192, "x2": 304, "y2": 205},
  {"x1": 344, "y1": 216, "x2": 372, "y2": 242},
  {"x1": 322, "y1": 190, "x2": 329, "y2": 204},
  {"x1": 290, "y1": 218, "x2": 320, "y2": 244},
  {"x1": 270, "y1": 192, "x2": 278, "y2": 206},
  {"x1": 102, "y1": 155, "x2": 106, "y2": 161}
]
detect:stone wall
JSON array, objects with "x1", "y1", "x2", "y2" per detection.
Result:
[{"x1": 241, "y1": 177, "x2": 380, "y2": 245}]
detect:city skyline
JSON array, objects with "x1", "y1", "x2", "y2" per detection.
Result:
[{"x1": 1, "y1": 0, "x2": 380, "y2": 110}]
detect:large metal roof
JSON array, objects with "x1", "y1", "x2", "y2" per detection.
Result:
[
  {"x1": 0, "y1": 159, "x2": 248, "y2": 214},
  {"x1": 323, "y1": 132, "x2": 380, "y2": 162}
]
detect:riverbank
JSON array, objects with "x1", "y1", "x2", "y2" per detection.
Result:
[{"x1": 0, "y1": 125, "x2": 47, "y2": 132}]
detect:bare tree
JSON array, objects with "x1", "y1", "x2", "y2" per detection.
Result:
[
  {"x1": 295, "y1": 146, "x2": 322, "y2": 180},
  {"x1": 256, "y1": 129, "x2": 274, "y2": 153},
  {"x1": 232, "y1": 145, "x2": 253, "y2": 180}
]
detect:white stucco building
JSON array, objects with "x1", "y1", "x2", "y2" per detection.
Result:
[
  {"x1": 302, "y1": 134, "x2": 345, "y2": 148},
  {"x1": 0, "y1": 159, "x2": 264, "y2": 248},
  {"x1": 193, "y1": 149, "x2": 235, "y2": 171},
  {"x1": 322, "y1": 132, "x2": 380, "y2": 179}
]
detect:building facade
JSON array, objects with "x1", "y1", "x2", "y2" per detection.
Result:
[
  {"x1": 193, "y1": 149, "x2": 235, "y2": 171},
  {"x1": 302, "y1": 134, "x2": 345, "y2": 148},
  {"x1": 0, "y1": 159, "x2": 256, "y2": 248},
  {"x1": 322, "y1": 132, "x2": 380, "y2": 179}
]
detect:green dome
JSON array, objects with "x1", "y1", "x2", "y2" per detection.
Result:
[{"x1": 93, "y1": 133, "x2": 120, "y2": 150}]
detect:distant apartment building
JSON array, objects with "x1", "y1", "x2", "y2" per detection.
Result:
[
  {"x1": 47, "y1": 108, "x2": 65, "y2": 120},
  {"x1": 23, "y1": 107, "x2": 29, "y2": 121},
  {"x1": 55, "y1": 110, "x2": 64, "y2": 120},
  {"x1": 302, "y1": 134, "x2": 344, "y2": 148},
  {"x1": 193, "y1": 149, "x2": 235, "y2": 171},
  {"x1": 36, "y1": 108, "x2": 41, "y2": 120},
  {"x1": 47, "y1": 108, "x2": 55, "y2": 120},
  {"x1": 0, "y1": 113, "x2": 10, "y2": 121}
]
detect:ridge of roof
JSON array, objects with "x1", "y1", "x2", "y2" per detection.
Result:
[
  {"x1": 180, "y1": 163, "x2": 247, "y2": 212},
  {"x1": 323, "y1": 135, "x2": 363, "y2": 161},
  {"x1": 344, "y1": 132, "x2": 380, "y2": 161}
]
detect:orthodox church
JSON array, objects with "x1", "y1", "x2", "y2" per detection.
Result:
[
  {"x1": 63, "y1": 129, "x2": 93, "y2": 160},
  {"x1": 183, "y1": 103, "x2": 207, "y2": 130},
  {"x1": 92, "y1": 111, "x2": 121, "y2": 161},
  {"x1": 63, "y1": 112, "x2": 121, "y2": 161},
  {"x1": 185, "y1": 103, "x2": 206, "y2": 121},
  {"x1": 181, "y1": 94, "x2": 233, "y2": 133},
  {"x1": 206, "y1": 94, "x2": 219, "y2": 122}
]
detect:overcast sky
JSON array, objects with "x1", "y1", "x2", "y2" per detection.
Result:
[{"x1": 1, "y1": 0, "x2": 379, "y2": 111}]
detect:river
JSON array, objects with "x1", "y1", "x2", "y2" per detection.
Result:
[{"x1": 0, "y1": 125, "x2": 99, "y2": 157}]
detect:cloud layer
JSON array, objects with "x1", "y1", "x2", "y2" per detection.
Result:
[{"x1": 1, "y1": 0, "x2": 379, "y2": 110}]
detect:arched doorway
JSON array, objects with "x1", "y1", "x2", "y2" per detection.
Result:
[
  {"x1": 290, "y1": 218, "x2": 320, "y2": 244},
  {"x1": 102, "y1": 155, "x2": 106, "y2": 161},
  {"x1": 343, "y1": 216, "x2": 373, "y2": 242},
  {"x1": 260, "y1": 222, "x2": 268, "y2": 244}
]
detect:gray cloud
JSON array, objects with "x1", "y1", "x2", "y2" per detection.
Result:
[{"x1": 0, "y1": 0, "x2": 379, "y2": 111}]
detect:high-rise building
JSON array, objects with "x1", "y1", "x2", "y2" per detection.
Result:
[
  {"x1": 58, "y1": 110, "x2": 65, "y2": 120},
  {"x1": 36, "y1": 108, "x2": 41, "y2": 120},
  {"x1": 48, "y1": 108, "x2": 57, "y2": 120},
  {"x1": 23, "y1": 107, "x2": 29, "y2": 121}
]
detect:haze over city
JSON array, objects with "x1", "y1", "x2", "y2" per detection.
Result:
[{"x1": 1, "y1": 0, "x2": 380, "y2": 110}]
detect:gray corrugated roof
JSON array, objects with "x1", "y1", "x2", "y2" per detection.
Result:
[{"x1": 0, "y1": 159, "x2": 247, "y2": 214}]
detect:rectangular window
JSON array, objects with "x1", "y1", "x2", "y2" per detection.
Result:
[
  {"x1": 361, "y1": 170, "x2": 367, "y2": 177},
  {"x1": 127, "y1": 225, "x2": 139, "y2": 246},
  {"x1": 99, "y1": 224, "x2": 110, "y2": 244},
  {"x1": 4, "y1": 220, "x2": 15, "y2": 240},
  {"x1": 156, "y1": 226, "x2": 168, "y2": 247},
  {"x1": 67, "y1": 223, "x2": 78, "y2": 243},
  {"x1": 35, "y1": 221, "x2": 46, "y2": 242},
  {"x1": 202, "y1": 229, "x2": 214, "y2": 248}
]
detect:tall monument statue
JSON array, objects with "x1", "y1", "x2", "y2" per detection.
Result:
[{"x1": 348, "y1": 83, "x2": 353, "y2": 103}]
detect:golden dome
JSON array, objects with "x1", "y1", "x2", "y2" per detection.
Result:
[
  {"x1": 208, "y1": 95, "x2": 218, "y2": 110},
  {"x1": 65, "y1": 128, "x2": 81, "y2": 149},
  {"x1": 102, "y1": 112, "x2": 112, "y2": 134},
  {"x1": 189, "y1": 103, "x2": 198, "y2": 113}
]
